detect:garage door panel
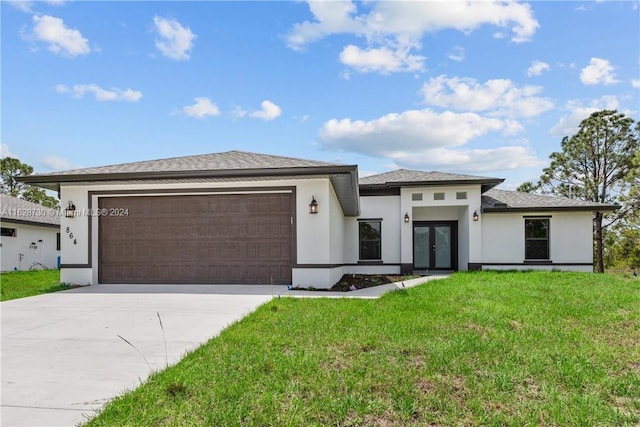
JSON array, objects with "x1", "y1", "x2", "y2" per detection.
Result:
[{"x1": 99, "y1": 193, "x2": 292, "y2": 284}]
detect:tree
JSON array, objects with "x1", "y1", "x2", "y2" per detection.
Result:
[
  {"x1": 622, "y1": 149, "x2": 640, "y2": 222},
  {"x1": 516, "y1": 181, "x2": 539, "y2": 193},
  {"x1": 1, "y1": 157, "x2": 33, "y2": 197},
  {"x1": 536, "y1": 110, "x2": 639, "y2": 272},
  {"x1": 0, "y1": 157, "x2": 59, "y2": 208},
  {"x1": 22, "y1": 186, "x2": 59, "y2": 208}
]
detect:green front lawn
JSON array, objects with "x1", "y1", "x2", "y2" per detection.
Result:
[
  {"x1": 0, "y1": 269, "x2": 68, "y2": 301},
  {"x1": 87, "y1": 271, "x2": 639, "y2": 426}
]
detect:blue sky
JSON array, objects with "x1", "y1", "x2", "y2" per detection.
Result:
[{"x1": 2, "y1": 0, "x2": 639, "y2": 189}]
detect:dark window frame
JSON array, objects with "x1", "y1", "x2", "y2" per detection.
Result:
[
  {"x1": 434, "y1": 192, "x2": 445, "y2": 200},
  {"x1": 456, "y1": 191, "x2": 467, "y2": 200},
  {"x1": 1, "y1": 227, "x2": 17, "y2": 237},
  {"x1": 358, "y1": 219, "x2": 382, "y2": 261},
  {"x1": 524, "y1": 217, "x2": 550, "y2": 260},
  {"x1": 57, "y1": 232, "x2": 61, "y2": 251}
]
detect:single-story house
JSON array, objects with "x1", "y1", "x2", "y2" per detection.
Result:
[
  {"x1": 19, "y1": 150, "x2": 617, "y2": 288},
  {"x1": 1, "y1": 194, "x2": 60, "y2": 271}
]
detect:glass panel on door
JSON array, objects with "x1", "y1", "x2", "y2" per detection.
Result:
[
  {"x1": 434, "y1": 226, "x2": 452, "y2": 269},
  {"x1": 413, "y1": 226, "x2": 430, "y2": 269}
]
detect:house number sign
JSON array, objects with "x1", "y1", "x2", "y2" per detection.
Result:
[{"x1": 65, "y1": 227, "x2": 78, "y2": 245}]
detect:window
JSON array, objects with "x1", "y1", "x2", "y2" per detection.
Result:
[
  {"x1": 57, "y1": 233, "x2": 61, "y2": 251},
  {"x1": 359, "y1": 220, "x2": 381, "y2": 260},
  {"x1": 456, "y1": 192, "x2": 467, "y2": 200},
  {"x1": 1, "y1": 227, "x2": 16, "y2": 237},
  {"x1": 434, "y1": 192, "x2": 445, "y2": 200},
  {"x1": 525, "y1": 218, "x2": 549, "y2": 260},
  {"x1": 412, "y1": 193, "x2": 423, "y2": 201}
]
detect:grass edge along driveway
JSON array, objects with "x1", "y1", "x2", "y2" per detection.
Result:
[
  {"x1": 0, "y1": 269, "x2": 68, "y2": 301},
  {"x1": 86, "y1": 271, "x2": 640, "y2": 426}
]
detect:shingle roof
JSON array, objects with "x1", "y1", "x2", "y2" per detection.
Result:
[
  {"x1": 41, "y1": 150, "x2": 339, "y2": 176},
  {"x1": 360, "y1": 169, "x2": 503, "y2": 185},
  {"x1": 18, "y1": 150, "x2": 361, "y2": 216},
  {"x1": 482, "y1": 189, "x2": 619, "y2": 212},
  {"x1": 359, "y1": 169, "x2": 504, "y2": 193},
  {"x1": 0, "y1": 194, "x2": 60, "y2": 226}
]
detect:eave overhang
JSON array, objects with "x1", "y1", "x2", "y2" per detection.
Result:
[
  {"x1": 18, "y1": 165, "x2": 361, "y2": 217},
  {"x1": 482, "y1": 205, "x2": 620, "y2": 213},
  {"x1": 359, "y1": 178, "x2": 504, "y2": 195}
]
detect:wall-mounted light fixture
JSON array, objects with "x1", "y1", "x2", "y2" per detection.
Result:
[
  {"x1": 65, "y1": 201, "x2": 76, "y2": 218},
  {"x1": 472, "y1": 210, "x2": 479, "y2": 221},
  {"x1": 404, "y1": 212, "x2": 410, "y2": 223},
  {"x1": 309, "y1": 196, "x2": 318, "y2": 214}
]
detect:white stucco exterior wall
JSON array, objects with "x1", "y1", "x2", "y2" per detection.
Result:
[
  {"x1": 400, "y1": 185, "x2": 482, "y2": 271},
  {"x1": 293, "y1": 180, "x2": 348, "y2": 287},
  {"x1": 336, "y1": 195, "x2": 402, "y2": 276},
  {"x1": 0, "y1": 223, "x2": 60, "y2": 271},
  {"x1": 60, "y1": 178, "x2": 348, "y2": 288},
  {"x1": 482, "y1": 211, "x2": 594, "y2": 271}
]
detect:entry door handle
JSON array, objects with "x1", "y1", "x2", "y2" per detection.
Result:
[{"x1": 432, "y1": 244, "x2": 436, "y2": 251}]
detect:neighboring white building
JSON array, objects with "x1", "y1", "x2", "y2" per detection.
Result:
[
  {"x1": 19, "y1": 151, "x2": 617, "y2": 287},
  {"x1": 1, "y1": 194, "x2": 61, "y2": 272}
]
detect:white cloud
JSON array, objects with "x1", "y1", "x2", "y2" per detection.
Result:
[
  {"x1": 631, "y1": 79, "x2": 640, "y2": 89},
  {"x1": 420, "y1": 75, "x2": 554, "y2": 118},
  {"x1": 321, "y1": 109, "x2": 510, "y2": 152},
  {"x1": 388, "y1": 146, "x2": 543, "y2": 172},
  {"x1": 30, "y1": 14, "x2": 90, "y2": 57},
  {"x1": 318, "y1": 108, "x2": 541, "y2": 172},
  {"x1": 41, "y1": 155, "x2": 72, "y2": 171},
  {"x1": 580, "y1": 57, "x2": 618, "y2": 85},
  {"x1": 56, "y1": 84, "x2": 143, "y2": 102},
  {"x1": 250, "y1": 100, "x2": 282, "y2": 120},
  {"x1": 8, "y1": 1, "x2": 34, "y2": 12},
  {"x1": 287, "y1": 1, "x2": 538, "y2": 49},
  {"x1": 339, "y1": 40, "x2": 425, "y2": 74},
  {"x1": 181, "y1": 97, "x2": 220, "y2": 118},
  {"x1": 550, "y1": 96, "x2": 620, "y2": 136},
  {"x1": 447, "y1": 46, "x2": 465, "y2": 62},
  {"x1": 11, "y1": 1, "x2": 68, "y2": 14},
  {"x1": 153, "y1": 16, "x2": 196, "y2": 61},
  {"x1": 234, "y1": 100, "x2": 282, "y2": 121},
  {"x1": 527, "y1": 60, "x2": 550, "y2": 77},
  {"x1": 1, "y1": 143, "x2": 18, "y2": 159},
  {"x1": 285, "y1": 1, "x2": 538, "y2": 75},
  {"x1": 285, "y1": 1, "x2": 364, "y2": 51}
]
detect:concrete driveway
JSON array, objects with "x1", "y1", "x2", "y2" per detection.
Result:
[{"x1": 1, "y1": 284, "x2": 286, "y2": 427}]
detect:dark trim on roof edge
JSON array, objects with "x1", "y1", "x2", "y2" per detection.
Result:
[
  {"x1": 483, "y1": 205, "x2": 619, "y2": 213},
  {"x1": 18, "y1": 165, "x2": 357, "y2": 186},
  {"x1": 360, "y1": 188, "x2": 401, "y2": 196},
  {"x1": 360, "y1": 178, "x2": 504, "y2": 193},
  {"x1": 0, "y1": 218, "x2": 60, "y2": 228}
]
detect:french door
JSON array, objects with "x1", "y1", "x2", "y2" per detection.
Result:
[{"x1": 413, "y1": 221, "x2": 458, "y2": 271}]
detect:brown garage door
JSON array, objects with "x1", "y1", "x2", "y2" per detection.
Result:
[{"x1": 98, "y1": 193, "x2": 293, "y2": 284}]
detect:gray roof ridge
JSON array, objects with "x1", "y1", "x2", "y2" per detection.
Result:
[
  {"x1": 360, "y1": 168, "x2": 504, "y2": 183},
  {"x1": 24, "y1": 149, "x2": 345, "y2": 178}
]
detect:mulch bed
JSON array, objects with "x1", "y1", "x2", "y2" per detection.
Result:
[{"x1": 292, "y1": 274, "x2": 419, "y2": 292}]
